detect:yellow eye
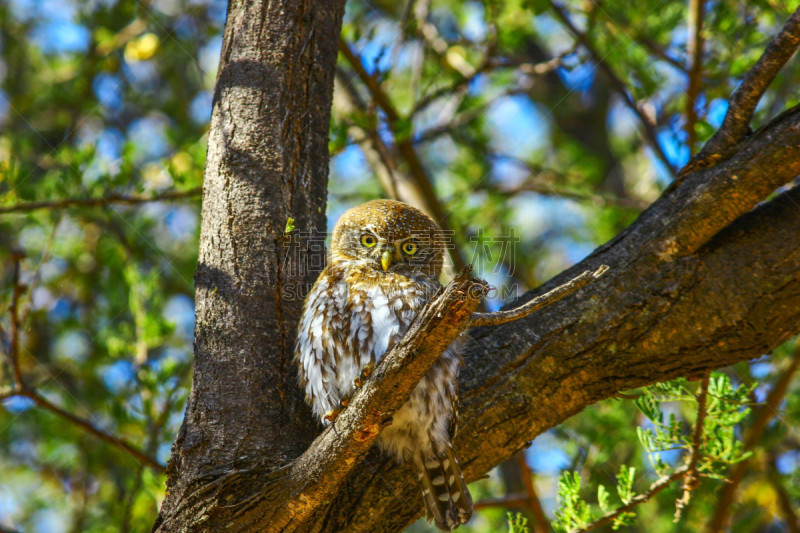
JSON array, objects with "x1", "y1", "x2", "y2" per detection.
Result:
[
  {"x1": 402, "y1": 242, "x2": 418, "y2": 255},
  {"x1": 360, "y1": 234, "x2": 377, "y2": 248}
]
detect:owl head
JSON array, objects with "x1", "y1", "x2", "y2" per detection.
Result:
[{"x1": 330, "y1": 199, "x2": 445, "y2": 278}]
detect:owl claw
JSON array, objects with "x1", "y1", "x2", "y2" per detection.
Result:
[
  {"x1": 361, "y1": 362, "x2": 374, "y2": 379},
  {"x1": 353, "y1": 363, "x2": 374, "y2": 389},
  {"x1": 323, "y1": 408, "x2": 341, "y2": 423}
]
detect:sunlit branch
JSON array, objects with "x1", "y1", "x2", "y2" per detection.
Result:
[
  {"x1": 516, "y1": 453, "x2": 550, "y2": 533},
  {"x1": 0, "y1": 187, "x2": 202, "y2": 215}
]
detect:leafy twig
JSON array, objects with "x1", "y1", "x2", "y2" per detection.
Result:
[
  {"x1": 674, "y1": 373, "x2": 710, "y2": 521},
  {"x1": 577, "y1": 465, "x2": 689, "y2": 533}
]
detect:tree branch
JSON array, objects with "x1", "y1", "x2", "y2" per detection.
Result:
[
  {"x1": 516, "y1": 454, "x2": 550, "y2": 533},
  {"x1": 469, "y1": 265, "x2": 608, "y2": 327},
  {"x1": 154, "y1": 1, "x2": 800, "y2": 530},
  {"x1": 684, "y1": 6, "x2": 800, "y2": 174},
  {"x1": 0, "y1": 187, "x2": 202, "y2": 215},
  {"x1": 548, "y1": 1, "x2": 678, "y2": 177},
  {"x1": 0, "y1": 387, "x2": 164, "y2": 472},
  {"x1": 320, "y1": 107, "x2": 800, "y2": 532}
]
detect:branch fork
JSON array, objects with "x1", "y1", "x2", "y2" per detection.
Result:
[{"x1": 166, "y1": 265, "x2": 609, "y2": 531}]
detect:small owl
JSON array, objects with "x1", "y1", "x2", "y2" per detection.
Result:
[{"x1": 294, "y1": 199, "x2": 472, "y2": 531}]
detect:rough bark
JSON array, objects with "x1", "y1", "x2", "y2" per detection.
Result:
[
  {"x1": 152, "y1": 0, "x2": 346, "y2": 529},
  {"x1": 153, "y1": 1, "x2": 800, "y2": 531}
]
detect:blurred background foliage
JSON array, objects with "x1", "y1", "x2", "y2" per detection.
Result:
[{"x1": 1, "y1": 0, "x2": 799, "y2": 531}]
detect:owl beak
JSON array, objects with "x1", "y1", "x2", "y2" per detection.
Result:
[{"x1": 380, "y1": 249, "x2": 393, "y2": 271}]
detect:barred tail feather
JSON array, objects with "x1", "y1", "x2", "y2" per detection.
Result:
[{"x1": 415, "y1": 446, "x2": 473, "y2": 531}]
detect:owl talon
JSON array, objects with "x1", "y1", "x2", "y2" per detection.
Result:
[
  {"x1": 361, "y1": 362, "x2": 374, "y2": 379},
  {"x1": 323, "y1": 408, "x2": 341, "y2": 423},
  {"x1": 339, "y1": 395, "x2": 350, "y2": 408},
  {"x1": 353, "y1": 363, "x2": 374, "y2": 390}
]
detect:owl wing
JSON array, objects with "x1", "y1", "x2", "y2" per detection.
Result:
[{"x1": 295, "y1": 271, "x2": 349, "y2": 421}]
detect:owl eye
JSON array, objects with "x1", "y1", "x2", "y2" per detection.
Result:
[
  {"x1": 360, "y1": 234, "x2": 377, "y2": 248},
  {"x1": 402, "y1": 242, "x2": 418, "y2": 255}
]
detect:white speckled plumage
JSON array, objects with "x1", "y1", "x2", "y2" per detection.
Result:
[{"x1": 294, "y1": 200, "x2": 472, "y2": 531}]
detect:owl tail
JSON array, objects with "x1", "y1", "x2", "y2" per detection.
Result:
[{"x1": 415, "y1": 443, "x2": 473, "y2": 531}]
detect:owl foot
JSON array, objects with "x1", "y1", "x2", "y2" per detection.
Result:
[
  {"x1": 323, "y1": 395, "x2": 351, "y2": 424},
  {"x1": 353, "y1": 363, "x2": 374, "y2": 389},
  {"x1": 323, "y1": 408, "x2": 341, "y2": 423}
]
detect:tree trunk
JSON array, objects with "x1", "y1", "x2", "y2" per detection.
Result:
[
  {"x1": 152, "y1": 0, "x2": 346, "y2": 529},
  {"x1": 153, "y1": 1, "x2": 800, "y2": 531}
]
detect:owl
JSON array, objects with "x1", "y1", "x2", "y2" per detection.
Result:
[{"x1": 294, "y1": 199, "x2": 473, "y2": 531}]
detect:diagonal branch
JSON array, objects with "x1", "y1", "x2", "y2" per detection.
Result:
[
  {"x1": 0, "y1": 187, "x2": 202, "y2": 215},
  {"x1": 548, "y1": 1, "x2": 677, "y2": 178},
  {"x1": 1, "y1": 255, "x2": 164, "y2": 473},
  {"x1": 767, "y1": 455, "x2": 800, "y2": 533},
  {"x1": 684, "y1": 6, "x2": 800, "y2": 174},
  {"x1": 516, "y1": 453, "x2": 550, "y2": 533},
  {"x1": 14, "y1": 388, "x2": 165, "y2": 473}
]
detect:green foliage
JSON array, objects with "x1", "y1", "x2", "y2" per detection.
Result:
[
  {"x1": 554, "y1": 471, "x2": 591, "y2": 532},
  {"x1": 552, "y1": 373, "x2": 759, "y2": 533},
  {"x1": 507, "y1": 512, "x2": 530, "y2": 533}
]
